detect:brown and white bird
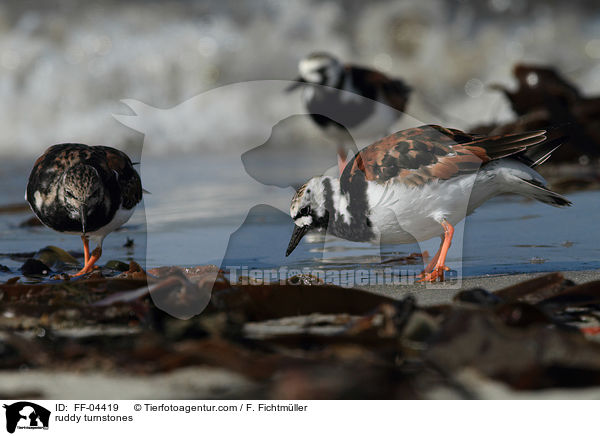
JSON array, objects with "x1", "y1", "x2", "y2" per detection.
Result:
[
  {"x1": 285, "y1": 125, "x2": 570, "y2": 282},
  {"x1": 287, "y1": 52, "x2": 411, "y2": 174},
  {"x1": 26, "y1": 144, "x2": 142, "y2": 276}
]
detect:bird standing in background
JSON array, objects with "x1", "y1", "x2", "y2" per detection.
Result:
[
  {"x1": 26, "y1": 144, "x2": 142, "y2": 276},
  {"x1": 287, "y1": 52, "x2": 411, "y2": 174},
  {"x1": 285, "y1": 125, "x2": 570, "y2": 282}
]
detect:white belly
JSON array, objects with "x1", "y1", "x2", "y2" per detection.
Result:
[
  {"x1": 366, "y1": 171, "x2": 500, "y2": 244},
  {"x1": 89, "y1": 206, "x2": 136, "y2": 240}
]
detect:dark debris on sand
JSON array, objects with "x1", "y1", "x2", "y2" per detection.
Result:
[
  {"x1": 2, "y1": 263, "x2": 600, "y2": 399},
  {"x1": 473, "y1": 63, "x2": 600, "y2": 192}
]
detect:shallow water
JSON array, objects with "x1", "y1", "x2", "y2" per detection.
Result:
[
  {"x1": 3, "y1": 155, "x2": 598, "y2": 283},
  {"x1": 0, "y1": 0, "x2": 598, "y2": 284}
]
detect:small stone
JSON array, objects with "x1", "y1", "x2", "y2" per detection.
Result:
[
  {"x1": 287, "y1": 274, "x2": 324, "y2": 286},
  {"x1": 36, "y1": 246, "x2": 79, "y2": 269},
  {"x1": 104, "y1": 260, "x2": 130, "y2": 271},
  {"x1": 20, "y1": 259, "x2": 51, "y2": 276}
]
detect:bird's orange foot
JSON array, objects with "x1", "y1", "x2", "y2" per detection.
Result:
[
  {"x1": 71, "y1": 266, "x2": 94, "y2": 277},
  {"x1": 71, "y1": 247, "x2": 102, "y2": 277},
  {"x1": 71, "y1": 264, "x2": 101, "y2": 277},
  {"x1": 416, "y1": 262, "x2": 448, "y2": 279},
  {"x1": 417, "y1": 265, "x2": 450, "y2": 283}
]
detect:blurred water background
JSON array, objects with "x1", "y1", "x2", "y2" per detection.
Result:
[
  {"x1": 0, "y1": 0, "x2": 599, "y2": 279},
  {"x1": 0, "y1": 0, "x2": 598, "y2": 157}
]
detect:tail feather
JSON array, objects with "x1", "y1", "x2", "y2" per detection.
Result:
[
  {"x1": 467, "y1": 125, "x2": 570, "y2": 166},
  {"x1": 517, "y1": 178, "x2": 572, "y2": 207},
  {"x1": 514, "y1": 138, "x2": 563, "y2": 168},
  {"x1": 528, "y1": 142, "x2": 562, "y2": 167},
  {"x1": 465, "y1": 130, "x2": 547, "y2": 161}
]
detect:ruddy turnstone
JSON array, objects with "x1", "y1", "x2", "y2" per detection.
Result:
[
  {"x1": 26, "y1": 144, "x2": 142, "y2": 276},
  {"x1": 285, "y1": 125, "x2": 571, "y2": 282},
  {"x1": 287, "y1": 52, "x2": 411, "y2": 173},
  {"x1": 489, "y1": 64, "x2": 581, "y2": 117}
]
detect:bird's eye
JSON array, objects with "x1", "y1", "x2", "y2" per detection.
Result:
[{"x1": 300, "y1": 206, "x2": 311, "y2": 215}]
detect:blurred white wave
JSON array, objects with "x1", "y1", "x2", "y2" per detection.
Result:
[{"x1": 0, "y1": 0, "x2": 598, "y2": 157}]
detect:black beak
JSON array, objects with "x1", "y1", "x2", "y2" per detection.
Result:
[
  {"x1": 285, "y1": 77, "x2": 306, "y2": 92},
  {"x1": 285, "y1": 225, "x2": 309, "y2": 257},
  {"x1": 80, "y1": 205, "x2": 87, "y2": 234}
]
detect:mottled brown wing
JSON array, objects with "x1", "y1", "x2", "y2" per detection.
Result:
[
  {"x1": 93, "y1": 146, "x2": 142, "y2": 209},
  {"x1": 344, "y1": 125, "x2": 547, "y2": 187}
]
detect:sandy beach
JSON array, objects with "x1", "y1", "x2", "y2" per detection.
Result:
[
  {"x1": 361, "y1": 269, "x2": 600, "y2": 306},
  {"x1": 0, "y1": 266, "x2": 599, "y2": 400}
]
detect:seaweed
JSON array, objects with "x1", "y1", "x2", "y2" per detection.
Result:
[{"x1": 2, "y1": 265, "x2": 600, "y2": 398}]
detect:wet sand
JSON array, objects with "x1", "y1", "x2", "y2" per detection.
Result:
[{"x1": 360, "y1": 269, "x2": 600, "y2": 306}]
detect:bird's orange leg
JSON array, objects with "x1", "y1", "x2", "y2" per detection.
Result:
[
  {"x1": 418, "y1": 238, "x2": 444, "y2": 278},
  {"x1": 81, "y1": 235, "x2": 90, "y2": 266},
  {"x1": 417, "y1": 220, "x2": 454, "y2": 283},
  {"x1": 337, "y1": 146, "x2": 348, "y2": 176},
  {"x1": 72, "y1": 246, "x2": 102, "y2": 277}
]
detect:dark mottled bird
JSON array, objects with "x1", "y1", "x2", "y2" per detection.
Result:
[
  {"x1": 489, "y1": 64, "x2": 581, "y2": 116},
  {"x1": 26, "y1": 144, "x2": 142, "y2": 276},
  {"x1": 287, "y1": 52, "x2": 411, "y2": 173},
  {"x1": 485, "y1": 64, "x2": 600, "y2": 161},
  {"x1": 286, "y1": 125, "x2": 570, "y2": 282}
]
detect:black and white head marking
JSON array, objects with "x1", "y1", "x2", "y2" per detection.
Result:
[
  {"x1": 289, "y1": 177, "x2": 329, "y2": 230},
  {"x1": 286, "y1": 175, "x2": 375, "y2": 256},
  {"x1": 287, "y1": 177, "x2": 331, "y2": 256},
  {"x1": 298, "y1": 53, "x2": 344, "y2": 88}
]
